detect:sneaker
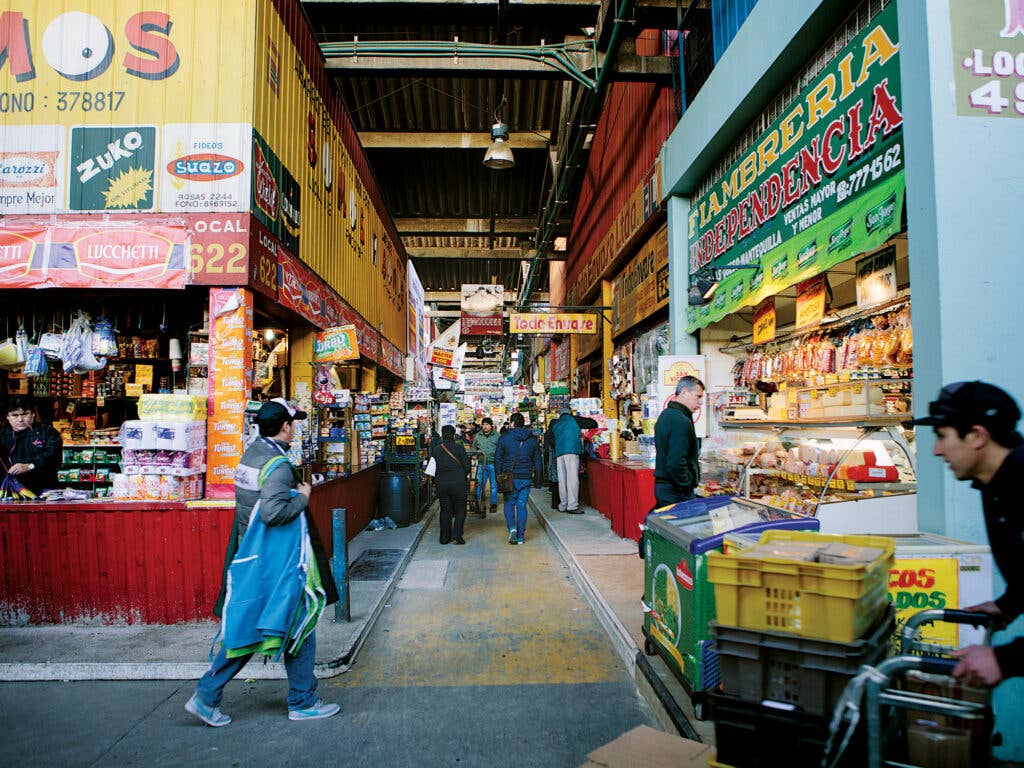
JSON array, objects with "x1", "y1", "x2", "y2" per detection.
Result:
[
  {"x1": 288, "y1": 698, "x2": 341, "y2": 721},
  {"x1": 489, "y1": 504, "x2": 497, "y2": 514},
  {"x1": 517, "y1": 537, "x2": 524, "y2": 544},
  {"x1": 453, "y1": 537, "x2": 465, "y2": 545},
  {"x1": 565, "y1": 508, "x2": 584, "y2": 515},
  {"x1": 185, "y1": 694, "x2": 232, "y2": 727},
  {"x1": 508, "y1": 529, "x2": 518, "y2": 545}
]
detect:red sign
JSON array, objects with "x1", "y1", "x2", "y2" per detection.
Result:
[
  {"x1": 186, "y1": 214, "x2": 250, "y2": 287},
  {"x1": 340, "y1": 303, "x2": 381, "y2": 364},
  {"x1": 381, "y1": 337, "x2": 404, "y2": 376},
  {"x1": 461, "y1": 316, "x2": 504, "y2": 335},
  {"x1": 246, "y1": 218, "x2": 278, "y2": 299},
  {"x1": 276, "y1": 246, "x2": 324, "y2": 327},
  {"x1": 0, "y1": 217, "x2": 188, "y2": 289}
]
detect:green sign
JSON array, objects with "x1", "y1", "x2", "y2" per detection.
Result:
[
  {"x1": 950, "y1": 0, "x2": 1024, "y2": 119},
  {"x1": 69, "y1": 126, "x2": 156, "y2": 211},
  {"x1": 686, "y1": 2, "x2": 905, "y2": 332}
]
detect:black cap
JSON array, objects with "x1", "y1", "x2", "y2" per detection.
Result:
[
  {"x1": 913, "y1": 381, "x2": 1020, "y2": 433},
  {"x1": 256, "y1": 397, "x2": 308, "y2": 424}
]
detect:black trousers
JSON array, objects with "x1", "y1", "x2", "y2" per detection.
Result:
[
  {"x1": 436, "y1": 479, "x2": 468, "y2": 543},
  {"x1": 549, "y1": 480, "x2": 560, "y2": 509},
  {"x1": 654, "y1": 481, "x2": 694, "y2": 508}
]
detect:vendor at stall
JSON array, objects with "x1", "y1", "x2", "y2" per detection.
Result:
[{"x1": 1, "y1": 395, "x2": 63, "y2": 497}]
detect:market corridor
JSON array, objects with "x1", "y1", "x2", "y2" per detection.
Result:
[{"x1": 322, "y1": 504, "x2": 658, "y2": 764}]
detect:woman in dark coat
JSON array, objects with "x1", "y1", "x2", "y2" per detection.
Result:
[{"x1": 430, "y1": 424, "x2": 471, "y2": 544}]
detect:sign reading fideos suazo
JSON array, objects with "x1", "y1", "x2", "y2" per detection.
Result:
[
  {"x1": 686, "y1": 2, "x2": 905, "y2": 332},
  {"x1": 510, "y1": 313, "x2": 598, "y2": 334}
]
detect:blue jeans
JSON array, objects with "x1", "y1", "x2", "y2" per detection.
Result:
[
  {"x1": 477, "y1": 463, "x2": 498, "y2": 505},
  {"x1": 503, "y1": 478, "x2": 532, "y2": 539},
  {"x1": 195, "y1": 631, "x2": 318, "y2": 710}
]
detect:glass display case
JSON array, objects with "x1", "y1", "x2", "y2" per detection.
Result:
[{"x1": 699, "y1": 423, "x2": 917, "y2": 534}]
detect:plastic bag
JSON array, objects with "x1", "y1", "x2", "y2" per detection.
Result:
[
  {"x1": 23, "y1": 345, "x2": 47, "y2": 377},
  {"x1": 91, "y1": 316, "x2": 118, "y2": 357},
  {"x1": 61, "y1": 312, "x2": 107, "y2": 373},
  {"x1": 15, "y1": 326, "x2": 28, "y2": 363},
  {"x1": 423, "y1": 457, "x2": 437, "y2": 477},
  {"x1": 39, "y1": 332, "x2": 63, "y2": 359}
]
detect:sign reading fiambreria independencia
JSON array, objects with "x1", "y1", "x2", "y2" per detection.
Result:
[{"x1": 686, "y1": 2, "x2": 906, "y2": 332}]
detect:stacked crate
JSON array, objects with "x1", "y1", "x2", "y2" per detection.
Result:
[{"x1": 705, "y1": 531, "x2": 895, "y2": 768}]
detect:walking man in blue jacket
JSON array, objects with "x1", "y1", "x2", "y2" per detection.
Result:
[
  {"x1": 494, "y1": 412, "x2": 542, "y2": 545},
  {"x1": 186, "y1": 399, "x2": 340, "y2": 727}
]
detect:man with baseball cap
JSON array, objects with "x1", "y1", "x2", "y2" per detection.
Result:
[
  {"x1": 914, "y1": 381, "x2": 1024, "y2": 687},
  {"x1": 186, "y1": 398, "x2": 340, "y2": 726}
]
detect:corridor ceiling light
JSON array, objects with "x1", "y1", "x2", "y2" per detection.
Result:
[{"x1": 483, "y1": 121, "x2": 515, "y2": 169}]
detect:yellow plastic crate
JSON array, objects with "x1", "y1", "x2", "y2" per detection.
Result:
[{"x1": 707, "y1": 531, "x2": 894, "y2": 643}]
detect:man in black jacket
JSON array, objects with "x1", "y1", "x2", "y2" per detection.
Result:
[
  {"x1": 1, "y1": 395, "x2": 62, "y2": 496},
  {"x1": 653, "y1": 376, "x2": 704, "y2": 507},
  {"x1": 914, "y1": 381, "x2": 1023, "y2": 687}
]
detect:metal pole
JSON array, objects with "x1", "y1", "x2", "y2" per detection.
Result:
[{"x1": 332, "y1": 507, "x2": 350, "y2": 622}]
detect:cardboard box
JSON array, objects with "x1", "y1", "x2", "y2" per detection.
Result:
[
  {"x1": 906, "y1": 724, "x2": 971, "y2": 768},
  {"x1": 581, "y1": 726, "x2": 715, "y2": 768}
]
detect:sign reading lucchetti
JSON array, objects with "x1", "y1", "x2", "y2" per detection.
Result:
[{"x1": 510, "y1": 313, "x2": 598, "y2": 334}]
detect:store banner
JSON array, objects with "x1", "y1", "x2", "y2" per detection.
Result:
[
  {"x1": 242, "y1": 217, "x2": 281, "y2": 299},
  {"x1": 408, "y1": 261, "x2": 426, "y2": 360},
  {"x1": 656, "y1": 356, "x2": 708, "y2": 438},
  {"x1": 950, "y1": 0, "x2": 1024, "y2": 119},
  {"x1": 206, "y1": 287, "x2": 253, "y2": 499},
  {"x1": 0, "y1": 218, "x2": 188, "y2": 289},
  {"x1": 314, "y1": 326, "x2": 359, "y2": 362},
  {"x1": 889, "y1": 558, "x2": 960, "y2": 647},
  {"x1": 510, "y1": 313, "x2": 598, "y2": 334},
  {"x1": 460, "y1": 284, "x2": 504, "y2": 336},
  {"x1": 612, "y1": 223, "x2": 670, "y2": 336},
  {"x1": 464, "y1": 372, "x2": 504, "y2": 396},
  {"x1": 428, "y1": 320, "x2": 460, "y2": 367},
  {"x1": 686, "y1": 2, "x2": 904, "y2": 332},
  {"x1": 276, "y1": 246, "x2": 323, "y2": 327},
  {"x1": 0, "y1": 2, "x2": 256, "y2": 215},
  {"x1": 569, "y1": 157, "x2": 663, "y2": 306},
  {"x1": 552, "y1": 339, "x2": 571, "y2": 381},
  {"x1": 856, "y1": 245, "x2": 897, "y2": 308},
  {"x1": 339, "y1": 303, "x2": 382, "y2": 365},
  {"x1": 795, "y1": 275, "x2": 827, "y2": 329},
  {"x1": 752, "y1": 297, "x2": 776, "y2": 345},
  {"x1": 381, "y1": 337, "x2": 404, "y2": 376}
]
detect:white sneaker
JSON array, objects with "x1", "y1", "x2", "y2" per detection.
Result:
[
  {"x1": 288, "y1": 698, "x2": 341, "y2": 721},
  {"x1": 185, "y1": 694, "x2": 232, "y2": 727}
]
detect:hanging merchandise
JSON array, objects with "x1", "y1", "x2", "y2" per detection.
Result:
[
  {"x1": 39, "y1": 328, "x2": 64, "y2": 359},
  {"x1": 0, "y1": 339, "x2": 19, "y2": 370},
  {"x1": 91, "y1": 317, "x2": 119, "y2": 358},
  {"x1": 23, "y1": 345, "x2": 47, "y2": 377},
  {"x1": 0, "y1": 472, "x2": 36, "y2": 500},
  {"x1": 61, "y1": 312, "x2": 108, "y2": 374},
  {"x1": 15, "y1": 325, "x2": 28, "y2": 364}
]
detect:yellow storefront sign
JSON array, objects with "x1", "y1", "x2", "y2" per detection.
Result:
[
  {"x1": 889, "y1": 558, "x2": 961, "y2": 648},
  {"x1": 510, "y1": 313, "x2": 598, "y2": 334}
]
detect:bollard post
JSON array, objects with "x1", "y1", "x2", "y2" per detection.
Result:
[{"x1": 332, "y1": 507, "x2": 350, "y2": 622}]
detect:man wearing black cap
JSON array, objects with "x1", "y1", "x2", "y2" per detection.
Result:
[
  {"x1": 914, "y1": 381, "x2": 1024, "y2": 687},
  {"x1": 186, "y1": 398, "x2": 340, "y2": 727}
]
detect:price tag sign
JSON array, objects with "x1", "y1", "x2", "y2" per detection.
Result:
[
  {"x1": 889, "y1": 558, "x2": 961, "y2": 647},
  {"x1": 395, "y1": 435, "x2": 414, "y2": 446}
]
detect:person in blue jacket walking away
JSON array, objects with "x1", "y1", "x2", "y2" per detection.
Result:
[
  {"x1": 494, "y1": 411, "x2": 542, "y2": 545},
  {"x1": 185, "y1": 399, "x2": 340, "y2": 727}
]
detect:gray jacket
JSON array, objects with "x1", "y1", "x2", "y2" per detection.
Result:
[{"x1": 232, "y1": 436, "x2": 308, "y2": 538}]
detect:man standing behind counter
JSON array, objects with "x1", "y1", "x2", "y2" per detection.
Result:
[
  {"x1": 1, "y1": 395, "x2": 62, "y2": 497},
  {"x1": 653, "y1": 376, "x2": 704, "y2": 508}
]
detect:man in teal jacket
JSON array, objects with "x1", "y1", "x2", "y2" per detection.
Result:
[
  {"x1": 186, "y1": 399, "x2": 340, "y2": 727},
  {"x1": 551, "y1": 407, "x2": 585, "y2": 513},
  {"x1": 471, "y1": 417, "x2": 500, "y2": 514}
]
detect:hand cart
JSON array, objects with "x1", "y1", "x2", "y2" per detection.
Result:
[
  {"x1": 467, "y1": 450, "x2": 485, "y2": 518},
  {"x1": 827, "y1": 608, "x2": 1000, "y2": 768}
]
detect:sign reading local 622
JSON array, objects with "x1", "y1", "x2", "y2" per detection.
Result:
[{"x1": 0, "y1": 2, "x2": 256, "y2": 214}]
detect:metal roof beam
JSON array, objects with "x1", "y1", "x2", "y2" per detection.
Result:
[
  {"x1": 424, "y1": 290, "x2": 548, "y2": 302},
  {"x1": 327, "y1": 54, "x2": 668, "y2": 81},
  {"x1": 397, "y1": 217, "x2": 538, "y2": 235},
  {"x1": 360, "y1": 132, "x2": 550, "y2": 149},
  {"x1": 407, "y1": 247, "x2": 536, "y2": 260}
]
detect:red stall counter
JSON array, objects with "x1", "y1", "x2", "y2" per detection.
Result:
[
  {"x1": 0, "y1": 465, "x2": 381, "y2": 625},
  {"x1": 583, "y1": 458, "x2": 656, "y2": 542}
]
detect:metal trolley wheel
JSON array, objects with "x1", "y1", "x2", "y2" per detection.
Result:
[{"x1": 466, "y1": 451, "x2": 486, "y2": 518}]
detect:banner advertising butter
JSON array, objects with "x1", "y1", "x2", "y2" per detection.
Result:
[
  {"x1": 460, "y1": 284, "x2": 504, "y2": 335},
  {"x1": 510, "y1": 313, "x2": 598, "y2": 334},
  {"x1": 0, "y1": 219, "x2": 188, "y2": 289},
  {"x1": 314, "y1": 325, "x2": 359, "y2": 363},
  {"x1": 686, "y1": 2, "x2": 904, "y2": 333},
  {"x1": 795, "y1": 275, "x2": 828, "y2": 329},
  {"x1": 752, "y1": 297, "x2": 776, "y2": 345},
  {"x1": 951, "y1": 0, "x2": 1024, "y2": 119},
  {"x1": 206, "y1": 287, "x2": 254, "y2": 499},
  {"x1": 612, "y1": 223, "x2": 669, "y2": 335},
  {"x1": 656, "y1": 356, "x2": 708, "y2": 438}
]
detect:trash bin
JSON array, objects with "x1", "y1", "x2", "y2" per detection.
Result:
[{"x1": 378, "y1": 470, "x2": 414, "y2": 527}]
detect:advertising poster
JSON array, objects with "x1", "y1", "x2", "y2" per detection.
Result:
[
  {"x1": 69, "y1": 125, "x2": 157, "y2": 211},
  {"x1": 428, "y1": 321, "x2": 460, "y2": 367},
  {"x1": 686, "y1": 2, "x2": 904, "y2": 332},
  {"x1": 856, "y1": 245, "x2": 897, "y2": 308},
  {"x1": 888, "y1": 558, "x2": 960, "y2": 647},
  {"x1": 656, "y1": 356, "x2": 708, "y2": 438},
  {"x1": 752, "y1": 297, "x2": 776, "y2": 345},
  {"x1": 951, "y1": 0, "x2": 1024, "y2": 119},
  {"x1": 0, "y1": 218, "x2": 188, "y2": 289},
  {"x1": 795, "y1": 275, "x2": 828, "y2": 329},
  {"x1": 206, "y1": 287, "x2": 253, "y2": 499},
  {"x1": 313, "y1": 325, "x2": 359, "y2": 362},
  {"x1": 160, "y1": 123, "x2": 251, "y2": 212},
  {"x1": 460, "y1": 283, "x2": 504, "y2": 335},
  {"x1": 0, "y1": 126, "x2": 65, "y2": 214},
  {"x1": 612, "y1": 223, "x2": 669, "y2": 335}
]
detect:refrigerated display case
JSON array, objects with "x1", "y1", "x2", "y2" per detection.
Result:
[
  {"x1": 700, "y1": 422, "x2": 917, "y2": 534},
  {"x1": 640, "y1": 496, "x2": 820, "y2": 719}
]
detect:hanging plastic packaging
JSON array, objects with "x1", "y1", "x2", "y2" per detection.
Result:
[
  {"x1": 91, "y1": 317, "x2": 118, "y2": 357},
  {"x1": 15, "y1": 326, "x2": 28, "y2": 363},
  {"x1": 61, "y1": 312, "x2": 107, "y2": 373},
  {"x1": 23, "y1": 345, "x2": 47, "y2": 377}
]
